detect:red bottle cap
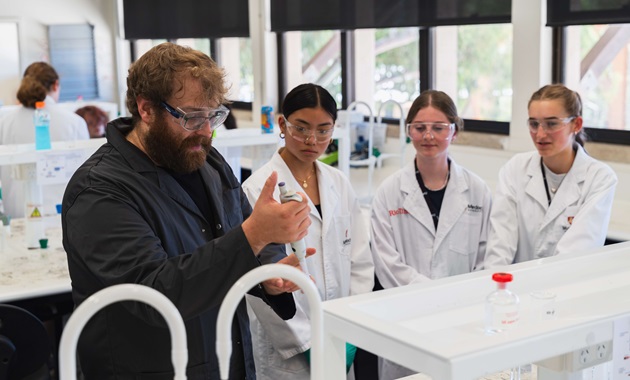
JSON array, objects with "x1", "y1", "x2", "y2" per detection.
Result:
[
  {"x1": 35, "y1": 101, "x2": 45, "y2": 109},
  {"x1": 492, "y1": 272, "x2": 513, "y2": 283}
]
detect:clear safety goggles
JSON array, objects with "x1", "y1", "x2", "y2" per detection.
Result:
[
  {"x1": 406, "y1": 122, "x2": 454, "y2": 139},
  {"x1": 284, "y1": 117, "x2": 334, "y2": 144},
  {"x1": 527, "y1": 116, "x2": 576, "y2": 133},
  {"x1": 161, "y1": 101, "x2": 230, "y2": 132}
]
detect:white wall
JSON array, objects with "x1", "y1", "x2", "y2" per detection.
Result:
[
  {"x1": 0, "y1": 21, "x2": 20, "y2": 107},
  {"x1": 0, "y1": 0, "x2": 119, "y2": 106}
]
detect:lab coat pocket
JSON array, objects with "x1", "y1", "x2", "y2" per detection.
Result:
[
  {"x1": 449, "y1": 211, "x2": 483, "y2": 257},
  {"x1": 333, "y1": 215, "x2": 352, "y2": 258}
]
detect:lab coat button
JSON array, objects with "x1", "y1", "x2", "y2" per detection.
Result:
[
  {"x1": 201, "y1": 228, "x2": 206, "y2": 233},
  {"x1": 216, "y1": 223, "x2": 222, "y2": 230}
]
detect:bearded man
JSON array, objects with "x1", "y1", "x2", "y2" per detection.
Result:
[{"x1": 62, "y1": 42, "x2": 312, "y2": 380}]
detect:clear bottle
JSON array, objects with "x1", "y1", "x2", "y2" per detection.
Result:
[
  {"x1": 34, "y1": 101, "x2": 52, "y2": 150},
  {"x1": 485, "y1": 272, "x2": 519, "y2": 334}
]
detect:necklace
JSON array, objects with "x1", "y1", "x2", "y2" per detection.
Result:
[
  {"x1": 423, "y1": 169, "x2": 450, "y2": 191},
  {"x1": 540, "y1": 158, "x2": 566, "y2": 205},
  {"x1": 295, "y1": 168, "x2": 315, "y2": 189}
]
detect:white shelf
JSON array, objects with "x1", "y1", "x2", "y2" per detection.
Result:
[{"x1": 0, "y1": 138, "x2": 106, "y2": 166}]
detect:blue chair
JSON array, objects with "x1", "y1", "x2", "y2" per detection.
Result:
[{"x1": 0, "y1": 304, "x2": 51, "y2": 380}]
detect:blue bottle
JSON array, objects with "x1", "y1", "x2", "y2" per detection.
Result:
[
  {"x1": 261, "y1": 105, "x2": 274, "y2": 134},
  {"x1": 34, "y1": 101, "x2": 51, "y2": 150}
]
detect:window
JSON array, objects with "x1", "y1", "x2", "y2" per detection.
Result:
[
  {"x1": 49, "y1": 24, "x2": 99, "y2": 101},
  {"x1": 131, "y1": 38, "x2": 254, "y2": 104},
  {"x1": 123, "y1": 0, "x2": 253, "y2": 106},
  {"x1": 176, "y1": 39, "x2": 211, "y2": 57},
  {"x1": 435, "y1": 24, "x2": 513, "y2": 123},
  {"x1": 373, "y1": 28, "x2": 420, "y2": 118},
  {"x1": 220, "y1": 38, "x2": 254, "y2": 103},
  {"x1": 273, "y1": 0, "x2": 512, "y2": 132},
  {"x1": 564, "y1": 24, "x2": 630, "y2": 131},
  {"x1": 284, "y1": 30, "x2": 342, "y2": 107},
  {"x1": 133, "y1": 39, "x2": 167, "y2": 60},
  {"x1": 549, "y1": 0, "x2": 630, "y2": 142}
]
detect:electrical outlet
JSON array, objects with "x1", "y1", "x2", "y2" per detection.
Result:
[
  {"x1": 535, "y1": 340, "x2": 613, "y2": 373},
  {"x1": 595, "y1": 342, "x2": 608, "y2": 359},
  {"x1": 578, "y1": 348, "x2": 589, "y2": 364}
]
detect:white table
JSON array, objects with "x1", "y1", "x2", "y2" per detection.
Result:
[
  {"x1": 0, "y1": 217, "x2": 69, "y2": 303},
  {"x1": 322, "y1": 242, "x2": 630, "y2": 379}
]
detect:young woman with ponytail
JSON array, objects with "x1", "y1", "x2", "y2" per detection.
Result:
[
  {"x1": 485, "y1": 84, "x2": 617, "y2": 267},
  {"x1": 0, "y1": 62, "x2": 89, "y2": 217}
]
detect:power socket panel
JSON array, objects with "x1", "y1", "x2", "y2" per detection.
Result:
[{"x1": 535, "y1": 340, "x2": 612, "y2": 372}]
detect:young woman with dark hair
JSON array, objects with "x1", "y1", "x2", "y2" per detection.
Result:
[{"x1": 242, "y1": 83, "x2": 374, "y2": 380}]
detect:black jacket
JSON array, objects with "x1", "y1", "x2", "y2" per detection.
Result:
[{"x1": 62, "y1": 118, "x2": 294, "y2": 379}]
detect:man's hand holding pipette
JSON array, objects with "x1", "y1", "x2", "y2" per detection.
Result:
[{"x1": 262, "y1": 248, "x2": 317, "y2": 295}]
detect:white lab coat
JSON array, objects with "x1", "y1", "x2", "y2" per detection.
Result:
[
  {"x1": 370, "y1": 159, "x2": 491, "y2": 380},
  {"x1": 371, "y1": 159, "x2": 492, "y2": 287},
  {"x1": 0, "y1": 96, "x2": 89, "y2": 217},
  {"x1": 241, "y1": 150, "x2": 374, "y2": 380},
  {"x1": 485, "y1": 145, "x2": 617, "y2": 267}
]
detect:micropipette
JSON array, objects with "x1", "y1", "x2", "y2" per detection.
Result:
[{"x1": 278, "y1": 182, "x2": 310, "y2": 277}]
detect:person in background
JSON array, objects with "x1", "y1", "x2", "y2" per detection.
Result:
[
  {"x1": 370, "y1": 90, "x2": 491, "y2": 380},
  {"x1": 0, "y1": 62, "x2": 89, "y2": 218},
  {"x1": 76, "y1": 105, "x2": 109, "y2": 138},
  {"x1": 242, "y1": 83, "x2": 374, "y2": 380},
  {"x1": 485, "y1": 84, "x2": 617, "y2": 267},
  {"x1": 62, "y1": 42, "x2": 312, "y2": 379}
]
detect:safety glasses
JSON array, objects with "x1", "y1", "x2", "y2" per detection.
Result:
[{"x1": 161, "y1": 101, "x2": 230, "y2": 132}]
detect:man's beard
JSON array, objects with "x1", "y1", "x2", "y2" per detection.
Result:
[{"x1": 144, "y1": 116, "x2": 212, "y2": 173}]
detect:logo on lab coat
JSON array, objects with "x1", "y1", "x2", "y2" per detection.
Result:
[
  {"x1": 342, "y1": 229, "x2": 351, "y2": 246},
  {"x1": 388, "y1": 208, "x2": 409, "y2": 217},
  {"x1": 567, "y1": 216, "x2": 574, "y2": 225},
  {"x1": 467, "y1": 204, "x2": 482, "y2": 213}
]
